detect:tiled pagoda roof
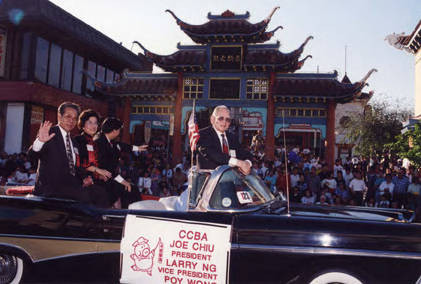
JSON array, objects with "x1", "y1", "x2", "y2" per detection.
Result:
[
  {"x1": 166, "y1": 7, "x2": 282, "y2": 44},
  {"x1": 134, "y1": 36, "x2": 313, "y2": 73},
  {"x1": 94, "y1": 73, "x2": 178, "y2": 96},
  {"x1": 244, "y1": 36, "x2": 313, "y2": 72},
  {"x1": 273, "y1": 69, "x2": 377, "y2": 103},
  {"x1": 133, "y1": 42, "x2": 207, "y2": 72},
  {"x1": 95, "y1": 70, "x2": 376, "y2": 104}
]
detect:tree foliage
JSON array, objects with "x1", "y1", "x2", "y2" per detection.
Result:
[
  {"x1": 341, "y1": 101, "x2": 411, "y2": 157},
  {"x1": 387, "y1": 123, "x2": 421, "y2": 168}
]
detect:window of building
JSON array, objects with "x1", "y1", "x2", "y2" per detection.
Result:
[
  {"x1": 86, "y1": 61, "x2": 96, "y2": 92},
  {"x1": 106, "y1": 69, "x2": 114, "y2": 83},
  {"x1": 97, "y1": 65, "x2": 105, "y2": 82},
  {"x1": 183, "y1": 78, "x2": 204, "y2": 99},
  {"x1": 246, "y1": 79, "x2": 268, "y2": 100},
  {"x1": 276, "y1": 107, "x2": 327, "y2": 118},
  {"x1": 19, "y1": 32, "x2": 32, "y2": 80},
  {"x1": 34, "y1": 37, "x2": 49, "y2": 83},
  {"x1": 72, "y1": 54, "x2": 83, "y2": 94},
  {"x1": 132, "y1": 105, "x2": 173, "y2": 115},
  {"x1": 60, "y1": 49, "x2": 73, "y2": 91},
  {"x1": 47, "y1": 43, "x2": 62, "y2": 88},
  {"x1": 209, "y1": 79, "x2": 240, "y2": 99}
]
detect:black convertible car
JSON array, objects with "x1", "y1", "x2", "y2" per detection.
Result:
[{"x1": 0, "y1": 165, "x2": 420, "y2": 284}]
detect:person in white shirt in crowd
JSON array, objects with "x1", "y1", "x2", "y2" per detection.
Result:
[
  {"x1": 162, "y1": 164, "x2": 173, "y2": 184},
  {"x1": 22, "y1": 155, "x2": 32, "y2": 171},
  {"x1": 259, "y1": 161, "x2": 269, "y2": 178},
  {"x1": 377, "y1": 194, "x2": 391, "y2": 208},
  {"x1": 333, "y1": 158, "x2": 344, "y2": 178},
  {"x1": 316, "y1": 194, "x2": 329, "y2": 206},
  {"x1": 138, "y1": 171, "x2": 152, "y2": 195},
  {"x1": 342, "y1": 166, "x2": 354, "y2": 188},
  {"x1": 290, "y1": 167, "x2": 300, "y2": 188},
  {"x1": 274, "y1": 156, "x2": 282, "y2": 168},
  {"x1": 12, "y1": 166, "x2": 29, "y2": 185},
  {"x1": 349, "y1": 171, "x2": 367, "y2": 206},
  {"x1": 377, "y1": 174, "x2": 395, "y2": 202},
  {"x1": 321, "y1": 171, "x2": 337, "y2": 192},
  {"x1": 301, "y1": 189, "x2": 315, "y2": 205},
  {"x1": 407, "y1": 176, "x2": 421, "y2": 210}
]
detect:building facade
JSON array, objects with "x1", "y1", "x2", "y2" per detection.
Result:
[
  {"x1": 0, "y1": 0, "x2": 151, "y2": 154},
  {"x1": 97, "y1": 8, "x2": 375, "y2": 167}
]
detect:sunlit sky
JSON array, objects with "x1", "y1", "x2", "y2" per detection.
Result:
[{"x1": 50, "y1": 0, "x2": 420, "y2": 111}]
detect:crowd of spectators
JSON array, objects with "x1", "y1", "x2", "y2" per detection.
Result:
[{"x1": 1, "y1": 133, "x2": 420, "y2": 218}]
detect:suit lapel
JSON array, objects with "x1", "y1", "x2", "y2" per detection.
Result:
[
  {"x1": 210, "y1": 127, "x2": 224, "y2": 153},
  {"x1": 52, "y1": 126, "x2": 68, "y2": 161}
]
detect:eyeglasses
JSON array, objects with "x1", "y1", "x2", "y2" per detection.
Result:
[{"x1": 216, "y1": 116, "x2": 231, "y2": 123}]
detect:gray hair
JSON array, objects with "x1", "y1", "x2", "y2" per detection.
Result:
[{"x1": 211, "y1": 105, "x2": 230, "y2": 117}]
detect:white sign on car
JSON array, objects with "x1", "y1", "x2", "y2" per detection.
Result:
[{"x1": 121, "y1": 215, "x2": 232, "y2": 284}]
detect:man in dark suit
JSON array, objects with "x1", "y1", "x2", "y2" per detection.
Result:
[
  {"x1": 197, "y1": 105, "x2": 253, "y2": 174},
  {"x1": 95, "y1": 117, "x2": 147, "y2": 208},
  {"x1": 28, "y1": 102, "x2": 89, "y2": 202}
]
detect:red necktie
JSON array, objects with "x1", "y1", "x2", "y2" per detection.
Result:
[{"x1": 221, "y1": 134, "x2": 229, "y2": 154}]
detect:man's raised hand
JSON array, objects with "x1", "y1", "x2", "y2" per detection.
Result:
[{"x1": 38, "y1": 121, "x2": 55, "y2": 142}]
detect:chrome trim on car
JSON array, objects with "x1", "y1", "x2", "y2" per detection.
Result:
[
  {"x1": 0, "y1": 236, "x2": 120, "y2": 262},
  {"x1": 0, "y1": 234, "x2": 119, "y2": 243},
  {"x1": 232, "y1": 243, "x2": 421, "y2": 260}
]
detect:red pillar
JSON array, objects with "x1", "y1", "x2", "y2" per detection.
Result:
[
  {"x1": 121, "y1": 97, "x2": 131, "y2": 144},
  {"x1": 326, "y1": 100, "x2": 336, "y2": 170},
  {"x1": 172, "y1": 72, "x2": 183, "y2": 165},
  {"x1": 265, "y1": 72, "x2": 276, "y2": 161}
]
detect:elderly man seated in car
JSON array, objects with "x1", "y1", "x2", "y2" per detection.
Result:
[{"x1": 196, "y1": 105, "x2": 253, "y2": 175}]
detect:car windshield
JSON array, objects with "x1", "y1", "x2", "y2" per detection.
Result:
[{"x1": 209, "y1": 168, "x2": 275, "y2": 210}]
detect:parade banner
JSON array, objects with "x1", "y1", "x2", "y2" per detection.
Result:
[{"x1": 121, "y1": 215, "x2": 231, "y2": 284}]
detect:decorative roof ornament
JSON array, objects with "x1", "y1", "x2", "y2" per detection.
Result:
[
  {"x1": 299, "y1": 36, "x2": 314, "y2": 51},
  {"x1": 386, "y1": 21, "x2": 421, "y2": 54},
  {"x1": 266, "y1": 25, "x2": 283, "y2": 36},
  {"x1": 221, "y1": 10, "x2": 235, "y2": 17},
  {"x1": 385, "y1": 32, "x2": 412, "y2": 53},
  {"x1": 165, "y1": 9, "x2": 183, "y2": 25},
  {"x1": 297, "y1": 55, "x2": 312, "y2": 68},
  {"x1": 358, "y1": 68, "x2": 378, "y2": 86},
  {"x1": 133, "y1": 41, "x2": 157, "y2": 61},
  {"x1": 264, "y1": 6, "x2": 280, "y2": 24},
  {"x1": 207, "y1": 10, "x2": 250, "y2": 19}
]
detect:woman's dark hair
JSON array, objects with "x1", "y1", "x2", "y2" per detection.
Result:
[
  {"x1": 78, "y1": 109, "x2": 100, "y2": 130},
  {"x1": 101, "y1": 117, "x2": 123, "y2": 134}
]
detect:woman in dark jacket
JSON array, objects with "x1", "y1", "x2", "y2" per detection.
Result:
[{"x1": 74, "y1": 109, "x2": 111, "y2": 207}]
